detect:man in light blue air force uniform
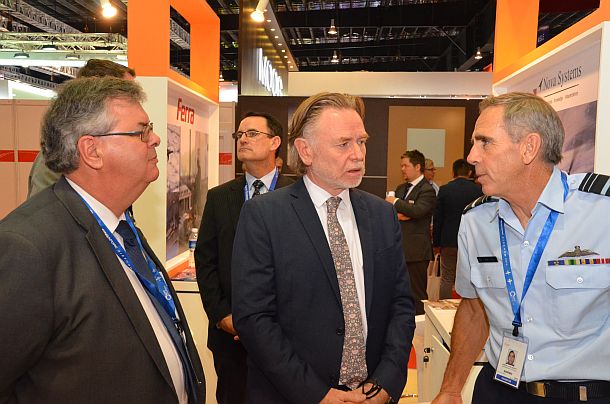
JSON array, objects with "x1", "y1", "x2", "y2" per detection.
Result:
[{"x1": 432, "y1": 92, "x2": 610, "y2": 404}]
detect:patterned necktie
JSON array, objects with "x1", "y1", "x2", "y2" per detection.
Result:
[
  {"x1": 326, "y1": 197, "x2": 368, "y2": 389},
  {"x1": 252, "y1": 180, "x2": 264, "y2": 197}
]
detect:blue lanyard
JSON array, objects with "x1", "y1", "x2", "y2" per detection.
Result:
[
  {"x1": 79, "y1": 197, "x2": 181, "y2": 331},
  {"x1": 243, "y1": 168, "x2": 279, "y2": 200},
  {"x1": 499, "y1": 172, "x2": 568, "y2": 337}
]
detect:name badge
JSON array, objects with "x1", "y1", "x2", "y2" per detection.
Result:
[{"x1": 494, "y1": 330, "x2": 528, "y2": 388}]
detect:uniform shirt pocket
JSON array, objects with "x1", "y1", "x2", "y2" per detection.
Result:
[
  {"x1": 546, "y1": 265, "x2": 610, "y2": 336},
  {"x1": 471, "y1": 263, "x2": 506, "y2": 289}
]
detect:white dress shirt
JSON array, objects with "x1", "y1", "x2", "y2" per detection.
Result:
[
  {"x1": 303, "y1": 175, "x2": 368, "y2": 339},
  {"x1": 66, "y1": 178, "x2": 187, "y2": 404}
]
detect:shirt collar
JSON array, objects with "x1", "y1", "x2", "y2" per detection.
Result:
[
  {"x1": 409, "y1": 174, "x2": 424, "y2": 187},
  {"x1": 65, "y1": 177, "x2": 125, "y2": 232},
  {"x1": 245, "y1": 168, "x2": 278, "y2": 191},
  {"x1": 303, "y1": 175, "x2": 352, "y2": 210}
]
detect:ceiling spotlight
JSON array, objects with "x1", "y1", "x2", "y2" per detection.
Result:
[
  {"x1": 281, "y1": 49, "x2": 286, "y2": 53},
  {"x1": 219, "y1": 71, "x2": 224, "y2": 82},
  {"x1": 65, "y1": 53, "x2": 80, "y2": 60},
  {"x1": 270, "y1": 28, "x2": 276, "y2": 32},
  {"x1": 284, "y1": 55, "x2": 288, "y2": 59},
  {"x1": 274, "y1": 35, "x2": 279, "y2": 39},
  {"x1": 474, "y1": 47, "x2": 482, "y2": 60},
  {"x1": 115, "y1": 54, "x2": 128, "y2": 61},
  {"x1": 13, "y1": 51, "x2": 29, "y2": 59},
  {"x1": 266, "y1": 19, "x2": 271, "y2": 22},
  {"x1": 251, "y1": 0, "x2": 269, "y2": 22},
  {"x1": 328, "y1": 18, "x2": 337, "y2": 35},
  {"x1": 331, "y1": 50, "x2": 339, "y2": 64},
  {"x1": 101, "y1": 0, "x2": 117, "y2": 18}
]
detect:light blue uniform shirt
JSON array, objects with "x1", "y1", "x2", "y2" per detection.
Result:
[{"x1": 456, "y1": 166, "x2": 610, "y2": 381}]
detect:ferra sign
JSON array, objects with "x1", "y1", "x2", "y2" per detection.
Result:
[{"x1": 256, "y1": 48, "x2": 284, "y2": 96}]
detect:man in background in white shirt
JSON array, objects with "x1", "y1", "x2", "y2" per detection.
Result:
[{"x1": 0, "y1": 76, "x2": 205, "y2": 403}]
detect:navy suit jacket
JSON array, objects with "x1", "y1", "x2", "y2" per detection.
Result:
[
  {"x1": 232, "y1": 178, "x2": 415, "y2": 403},
  {"x1": 433, "y1": 177, "x2": 482, "y2": 248}
]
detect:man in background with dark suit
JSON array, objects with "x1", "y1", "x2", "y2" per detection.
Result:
[
  {"x1": 233, "y1": 92, "x2": 415, "y2": 403},
  {"x1": 433, "y1": 159, "x2": 482, "y2": 299},
  {"x1": 195, "y1": 112, "x2": 292, "y2": 404},
  {"x1": 0, "y1": 77, "x2": 205, "y2": 403},
  {"x1": 386, "y1": 149, "x2": 436, "y2": 315}
]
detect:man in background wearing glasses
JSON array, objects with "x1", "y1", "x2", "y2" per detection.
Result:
[
  {"x1": 0, "y1": 77, "x2": 205, "y2": 402},
  {"x1": 195, "y1": 111, "x2": 293, "y2": 404}
]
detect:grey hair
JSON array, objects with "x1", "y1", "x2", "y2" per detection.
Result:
[
  {"x1": 41, "y1": 76, "x2": 146, "y2": 174},
  {"x1": 288, "y1": 92, "x2": 365, "y2": 175},
  {"x1": 479, "y1": 92, "x2": 563, "y2": 165}
]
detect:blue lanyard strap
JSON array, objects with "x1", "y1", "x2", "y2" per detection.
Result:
[
  {"x1": 499, "y1": 172, "x2": 568, "y2": 337},
  {"x1": 78, "y1": 197, "x2": 181, "y2": 331},
  {"x1": 244, "y1": 168, "x2": 279, "y2": 200}
]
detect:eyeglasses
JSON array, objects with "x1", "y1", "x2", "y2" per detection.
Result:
[
  {"x1": 232, "y1": 129, "x2": 275, "y2": 140},
  {"x1": 93, "y1": 122, "x2": 154, "y2": 142}
]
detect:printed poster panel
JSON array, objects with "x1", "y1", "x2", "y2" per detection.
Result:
[
  {"x1": 496, "y1": 38, "x2": 600, "y2": 173},
  {"x1": 166, "y1": 85, "x2": 210, "y2": 261}
]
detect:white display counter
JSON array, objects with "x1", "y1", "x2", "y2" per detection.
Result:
[{"x1": 420, "y1": 300, "x2": 485, "y2": 403}]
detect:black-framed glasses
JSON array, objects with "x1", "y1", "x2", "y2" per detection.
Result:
[
  {"x1": 232, "y1": 129, "x2": 274, "y2": 140},
  {"x1": 93, "y1": 122, "x2": 154, "y2": 142}
]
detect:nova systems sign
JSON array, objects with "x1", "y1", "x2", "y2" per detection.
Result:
[{"x1": 256, "y1": 48, "x2": 284, "y2": 96}]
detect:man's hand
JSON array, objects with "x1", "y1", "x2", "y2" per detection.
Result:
[
  {"x1": 397, "y1": 213, "x2": 411, "y2": 221},
  {"x1": 431, "y1": 391, "x2": 462, "y2": 404},
  {"x1": 319, "y1": 388, "x2": 367, "y2": 404},
  {"x1": 218, "y1": 315, "x2": 240, "y2": 341}
]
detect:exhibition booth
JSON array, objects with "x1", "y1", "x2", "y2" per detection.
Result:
[{"x1": 2, "y1": 0, "x2": 610, "y2": 403}]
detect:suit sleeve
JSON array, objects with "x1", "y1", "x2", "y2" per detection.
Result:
[
  {"x1": 0, "y1": 230, "x2": 53, "y2": 401},
  {"x1": 195, "y1": 190, "x2": 231, "y2": 325},
  {"x1": 232, "y1": 200, "x2": 329, "y2": 404},
  {"x1": 394, "y1": 184, "x2": 436, "y2": 219},
  {"x1": 368, "y1": 207, "x2": 416, "y2": 400}
]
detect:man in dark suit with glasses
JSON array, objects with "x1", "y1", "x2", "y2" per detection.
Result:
[{"x1": 195, "y1": 112, "x2": 292, "y2": 404}]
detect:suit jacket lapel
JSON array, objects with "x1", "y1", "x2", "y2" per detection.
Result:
[
  {"x1": 229, "y1": 176, "x2": 246, "y2": 231},
  {"x1": 350, "y1": 189, "x2": 375, "y2": 315},
  {"x1": 54, "y1": 178, "x2": 176, "y2": 394},
  {"x1": 289, "y1": 178, "x2": 341, "y2": 304}
]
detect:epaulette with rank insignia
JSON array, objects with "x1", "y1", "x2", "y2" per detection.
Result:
[
  {"x1": 463, "y1": 195, "x2": 498, "y2": 214},
  {"x1": 578, "y1": 173, "x2": 610, "y2": 196}
]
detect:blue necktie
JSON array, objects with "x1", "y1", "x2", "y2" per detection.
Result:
[
  {"x1": 115, "y1": 220, "x2": 199, "y2": 402},
  {"x1": 116, "y1": 220, "x2": 155, "y2": 284}
]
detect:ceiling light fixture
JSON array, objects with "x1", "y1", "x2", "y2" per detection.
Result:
[
  {"x1": 328, "y1": 18, "x2": 337, "y2": 35},
  {"x1": 13, "y1": 51, "x2": 29, "y2": 59},
  {"x1": 251, "y1": 0, "x2": 269, "y2": 22},
  {"x1": 101, "y1": 0, "x2": 118, "y2": 18},
  {"x1": 65, "y1": 53, "x2": 80, "y2": 60},
  {"x1": 331, "y1": 50, "x2": 339, "y2": 64},
  {"x1": 219, "y1": 71, "x2": 224, "y2": 82},
  {"x1": 474, "y1": 47, "x2": 482, "y2": 60},
  {"x1": 42, "y1": 43, "x2": 58, "y2": 51}
]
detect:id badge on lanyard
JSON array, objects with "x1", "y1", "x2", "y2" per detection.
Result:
[
  {"x1": 493, "y1": 172, "x2": 568, "y2": 388},
  {"x1": 494, "y1": 330, "x2": 528, "y2": 388}
]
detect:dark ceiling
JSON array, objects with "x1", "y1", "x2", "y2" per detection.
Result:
[{"x1": 0, "y1": 0, "x2": 599, "y2": 86}]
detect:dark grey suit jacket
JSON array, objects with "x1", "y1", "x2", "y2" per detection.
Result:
[
  {"x1": 394, "y1": 179, "x2": 436, "y2": 262},
  {"x1": 232, "y1": 178, "x2": 415, "y2": 403},
  {"x1": 0, "y1": 177, "x2": 205, "y2": 403},
  {"x1": 195, "y1": 174, "x2": 293, "y2": 352}
]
